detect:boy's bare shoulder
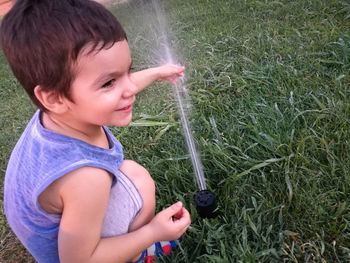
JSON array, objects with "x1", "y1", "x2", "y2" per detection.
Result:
[
  {"x1": 39, "y1": 166, "x2": 113, "y2": 214},
  {"x1": 120, "y1": 160, "x2": 149, "y2": 173},
  {"x1": 120, "y1": 160, "x2": 151, "y2": 178},
  {"x1": 119, "y1": 160, "x2": 154, "y2": 191}
]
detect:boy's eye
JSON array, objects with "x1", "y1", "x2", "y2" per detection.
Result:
[{"x1": 101, "y1": 79, "x2": 115, "y2": 88}]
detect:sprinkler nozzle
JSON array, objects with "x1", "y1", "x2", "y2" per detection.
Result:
[{"x1": 194, "y1": 190, "x2": 218, "y2": 219}]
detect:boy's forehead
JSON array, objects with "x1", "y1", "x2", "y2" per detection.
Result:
[
  {"x1": 79, "y1": 40, "x2": 130, "y2": 58},
  {"x1": 73, "y1": 40, "x2": 131, "y2": 78},
  {"x1": 75, "y1": 40, "x2": 131, "y2": 69}
]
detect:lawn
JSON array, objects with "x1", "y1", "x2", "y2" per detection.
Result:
[{"x1": 1, "y1": 0, "x2": 350, "y2": 262}]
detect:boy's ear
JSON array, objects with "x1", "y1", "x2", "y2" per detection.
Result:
[{"x1": 34, "y1": 85, "x2": 68, "y2": 113}]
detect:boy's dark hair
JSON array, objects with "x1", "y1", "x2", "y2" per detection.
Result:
[{"x1": 0, "y1": 0, "x2": 127, "y2": 109}]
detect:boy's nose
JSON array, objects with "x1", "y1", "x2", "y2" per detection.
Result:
[{"x1": 122, "y1": 77, "x2": 137, "y2": 98}]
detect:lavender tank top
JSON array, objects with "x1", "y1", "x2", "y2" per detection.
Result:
[{"x1": 4, "y1": 110, "x2": 142, "y2": 262}]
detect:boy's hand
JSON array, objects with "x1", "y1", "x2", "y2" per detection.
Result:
[
  {"x1": 129, "y1": 64, "x2": 185, "y2": 94},
  {"x1": 149, "y1": 201, "x2": 191, "y2": 242},
  {"x1": 156, "y1": 64, "x2": 185, "y2": 84}
]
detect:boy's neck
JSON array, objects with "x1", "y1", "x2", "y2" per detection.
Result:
[{"x1": 41, "y1": 111, "x2": 109, "y2": 149}]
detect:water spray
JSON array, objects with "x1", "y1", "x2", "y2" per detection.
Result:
[
  {"x1": 172, "y1": 79, "x2": 217, "y2": 218},
  {"x1": 149, "y1": 0, "x2": 218, "y2": 219}
]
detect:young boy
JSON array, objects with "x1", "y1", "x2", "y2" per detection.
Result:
[{"x1": 1, "y1": 0, "x2": 191, "y2": 262}]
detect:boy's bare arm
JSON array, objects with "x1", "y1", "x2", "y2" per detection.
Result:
[
  {"x1": 57, "y1": 166, "x2": 190, "y2": 263},
  {"x1": 130, "y1": 64, "x2": 184, "y2": 94}
]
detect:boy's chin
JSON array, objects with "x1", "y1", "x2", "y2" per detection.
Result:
[
  {"x1": 112, "y1": 117, "x2": 132, "y2": 127},
  {"x1": 116, "y1": 122, "x2": 131, "y2": 127}
]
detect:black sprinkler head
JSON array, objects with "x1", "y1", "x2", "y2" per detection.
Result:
[{"x1": 194, "y1": 190, "x2": 218, "y2": 219}]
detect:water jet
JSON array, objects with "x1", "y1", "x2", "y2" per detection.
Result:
[{"x1": 148, "y1": 0, "x2": 218, "y2": 219}]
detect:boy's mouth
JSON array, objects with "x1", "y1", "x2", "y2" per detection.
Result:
[{"x1": 117, "y1": 104, "x2": 132, "y2": 111}]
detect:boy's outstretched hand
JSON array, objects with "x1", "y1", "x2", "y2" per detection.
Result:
[
  {"x1": 148, "y1": 201, "x2": 191, "y2": 242},
  {"x1": 156, "y1": 64, "x2": 185, "y2": 84},
  {"x1": 129, "y1": 64, "x2": 185, "y2": 94}
]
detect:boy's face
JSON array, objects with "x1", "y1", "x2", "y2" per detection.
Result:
[{"x1": 66, "y1": 40, "x2": 136, "y2": 127}]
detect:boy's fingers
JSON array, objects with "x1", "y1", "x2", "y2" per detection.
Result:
[
  {"x1": 162, "y1": 201, "x2": 183, "y2": 218},
  {"x1": 173, "y1": 208, "x2": 191, "y2": 229},
  {"x1": 166, "y1": 65, "x2": 184, "y2": 73},
  {"x1": 181, "y1": 208, "x2": 191, "y2": 224},
  {"x1": 173, "y1": 207, "x2": 184, "y2": 219},
  {"x1": 176, "y1": 67, "x2": 185, "y2": 75}
]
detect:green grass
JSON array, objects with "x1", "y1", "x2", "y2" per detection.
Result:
[{"x1": 1, "y1": 0, "x2": 350, "y2": 262}]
